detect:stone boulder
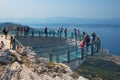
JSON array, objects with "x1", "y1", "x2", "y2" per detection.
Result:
[
  {"x1": 17, "y1": 47, "x2": 37, "y2": 63},
  {"x1": 0, "y1": 47, "x2": 88, "y2": 80},
  {"x1": 0, "y1": 49, "x2": 15, "y2": 65},
  {"x1": 1, "y1": 62, "x2": 42, "y2": 80},
  {"x1": 18, "y1": 47, "x2": 36, "y2": 56}
]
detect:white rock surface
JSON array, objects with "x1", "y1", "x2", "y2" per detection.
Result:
[{"x1": 0, "y1": 47, "x2": 88, "y2": 80}]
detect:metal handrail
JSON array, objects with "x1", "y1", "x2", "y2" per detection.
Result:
[
  {"x1": 9, "y1": 28, "x2": 101, "y2": 63},
  {"x1": 9, "y1": 32, "x2": 24, "y2": 48}
]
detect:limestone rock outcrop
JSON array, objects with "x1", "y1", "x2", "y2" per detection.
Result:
[
  {"x1": 0, "y1": 47, "x2": 88, "y2": 80},
  {"x1": 0, "y1": 49, "x2": 14, "y2": 65}
]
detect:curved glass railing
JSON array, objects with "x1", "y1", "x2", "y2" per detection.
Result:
[{"x1": 9, "y1": 28, "x2": 101, "y2": 63}]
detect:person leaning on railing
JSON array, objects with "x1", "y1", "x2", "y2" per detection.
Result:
[
  {"x1": 85, "y1": 35, "x2": 90, "y2": 52},
  {"x1": 80, "y1": 39, "x2": 86, "y2": 60},
  {"x1": 12, "y1": 36, "x2": 16, "y2": 50}
]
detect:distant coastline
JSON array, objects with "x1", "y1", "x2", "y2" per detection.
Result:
[{"x1": 1, "y1": 17, "x2": 120, "y2": 24}]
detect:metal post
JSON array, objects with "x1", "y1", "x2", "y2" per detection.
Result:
[
  {"x1": 96, "y1": 38, "x2": 101, "y2": 53},
  {"x1": 79, "y1": 33, "x2": 81, "y2": 41},
  {"x1": 16, "y1": 31, "x2": 18, "y2": 38},
  {"x1": 67, "y1": 45, "x2": 70, "y2": 63},
  {"x1": 71, "y1": 32, "x2": 73, "y2": 41},
  {"x1": 81, "y1": 48, "x2": 84, "y2": 60},
  {"x1": 75, "y1": 33, "x2": 77, "y2": 40},
  {"x1": 49, "y1": 52, "x2": 52, "y2": 62},
  {"x1": 57, "y1": 30, "x2": 59, "y2": 37},
  {"x1": 32, "y1": 30, "x2": 34, "y2": 37},
  {"x1": 76, "y1": 41, "x2": 78, "y2": 59},
  {"x1": 60, "y1": 31, "x2": 61, "y2": 38},
  {"x1": 53, "y1": 30, "x2": 55, "y2": 37},
  {"x1": 41, "y1": 29, "x2": 43, "y2": 37},
  {"x1": 56, "y1": 47, "x2": 59, "y2": 62},
  {"x1": 99, "y1": 39, "x2": 101, "y2": 50},
  {"x1": 65, "y1": 32, "x2": 67, "y2": 39},
  {"x1": 96, "y1": 41, "x2": 99, "y2": 53},
  {"x1": 66, "y1": 32, "x2": 67, "y2": 39},
  {"x1": 39, "y1": 31, "x2": 41, "y2": 37},
  {"x1": 91, "y1": 43, "x2": 94, "y2": 56}
]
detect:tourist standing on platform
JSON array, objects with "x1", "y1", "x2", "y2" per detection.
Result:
[
  {"x1": 16, "y1": 27, "x2": 19, "y2": 37},
  {"x1": 2, "y1": 28, "x2": 6, "y2": 38},
  {"x1": 44, "y1": 27, "x2": 48, "y2": 37},
  {"x1": 60, "y1": 27, "x2": 63, "y2": 38},
  {"x1": 77, "y1": 29, "x2": 81, "y2": 41},
  {"x1": 91, "y1": 32, "x2": 97, "y2": 42},
  {"x1": 24, "y1": 27, "x2": 27, "y2": 37},
  {"x1": 10, "y1": 36, "x2": 13, "y2": 49},
  {"x1": 95, "y1": 36, "x2": 99, "y2": 44},
  {"x1": 3, "y1": 28, "x2": 9, "y2": 39},
  {"x1": 17, "y1": 26, "x2": 19, "y2": 31},
  {"x1": 91, "y1": 32, "x2": 98, "y2": 52},
  {"x1": 20, "y1": 27, "x2": 23, "y2": 36},
  {"x1": 85, "y1": 35, "x2": 90, "y2": 52},
  {"x1": 95, "y1": 36, "x2": 100, "y2": 52},
  {"x1": 74, "y1": 28, "x2": 77, "y2": 40},
  {"x1": 12, "y1": 36, "x2": 16, "y2": 50},
  {"x1": 6, "y1": 28, "x2": 9, "y2": 39},
  {"x1": 0, "y1": 41, "x2": 5, "y2": 49},
  {"x1": 64, "y1": 28, "x2": 67, "y2": 39},
  {"x1": 26, "y1": 27, "x2": 29, "y2": 36},
  {"x1": 82, "y1": 31, "x2": 86, "y2": 40},
  {"x1": 58, "y1": 27, "x2": 60, "y2": 37}
]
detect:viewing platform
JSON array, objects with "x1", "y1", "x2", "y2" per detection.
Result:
[
  {"x1": 11, "y1": 29, "x2": 100, "y2": 63},
  {"x1": 0, "y1": 27, "x2": 101, "y2": 70}
]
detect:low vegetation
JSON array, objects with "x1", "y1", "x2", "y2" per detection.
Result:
[{"x1": 76, "y1": 57, "x2": 120, "y2": 80}]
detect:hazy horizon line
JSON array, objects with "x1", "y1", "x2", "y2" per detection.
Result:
[{"x1": 1, "y1": 16, "x2": 120, "y2": 19}]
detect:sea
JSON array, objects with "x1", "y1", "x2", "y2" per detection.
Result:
[{"x1": 28, "y1": 24, "x2": 120, "y2": 56}]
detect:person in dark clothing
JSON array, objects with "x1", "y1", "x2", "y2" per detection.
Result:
[
  {"x1": 82, "y1": 31, "x2": 86, "y2": 39},
  {"x1": 64, "y1": 28, "x2": 67, "y2": 39},
  {"x1": 10, "y1": 36, "x2": 13, "y2": 49},
  {"x1": 74, "y1": 28, "x2": 77, "y2": 40},
  {"x1": 12, "y1": 36, "x2": 16, "y2": 50},
  {"x1": 3, "y1": 28, "x2": 9, "y2": 39},
  {"x1": 27, "y1": 27, "x2": 30, "y2": 36},
  {"x1": 85, "y1": 35, "x2": 90, "y2": 52},
  {"x1": 91, "y1": 32, "x2": 97, "y2": 42},
  {"x1": 44, "y1": 27, "x2": 48, "y2": 37}
]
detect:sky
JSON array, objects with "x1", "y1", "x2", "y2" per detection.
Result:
[{"x1": 0, "y1": 0, "x2": 120, "y2": 19}]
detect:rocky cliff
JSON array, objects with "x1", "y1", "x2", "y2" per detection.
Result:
[{"x1": 0, "y1": 47, "x2": 88, "y2": 80}]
